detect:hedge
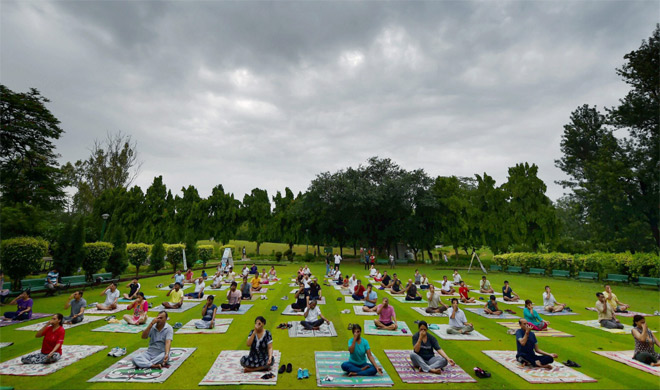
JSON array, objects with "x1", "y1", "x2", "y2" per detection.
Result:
[
  {"x1": 197, "y1": 245, "x2": 214, "y2": 266},
  {"x1": 83, "y1": 242, "x2": 114, "y2": 281},
  {"x1": 493, "y1": 252, "x2": 660, "y2": 278},
  {"x1": 165, "y1": 244, "x2": 185, "y2": 271},
  {"x1": 0, "y1": 237, "x2": 49, "y2": 289},
  {"x1": 127, "y1": 243, "x2": 151, "y2": 276}
]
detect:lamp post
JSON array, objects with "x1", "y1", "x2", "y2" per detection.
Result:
[
  {"x1": 100, "y1": 213, "x2": 110, "y2": 241},
  {"x1": 306, "y1": 228, "x2": 309, "y2": 254}
]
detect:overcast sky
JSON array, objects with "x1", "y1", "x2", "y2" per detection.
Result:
[{"x1": 2, "y1": 1, "x2": 657, "y2": 202}]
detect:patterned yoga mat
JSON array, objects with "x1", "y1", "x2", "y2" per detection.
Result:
[
  {"x1": 0, "y1": 342, "x2": 13, "y2": 349},
  {"x1": 470, "y1": 290, "x2": 502, "y2": 296},
  {"x1": 288, "y1": 321, "x2": 337, "y2": 337},
  {"x1": 88, "y1": 347, "x2": 195, "y2": 383},
  {"x1": 592, "y1": 350, "x2": 660, "y2": 376},
  {"x1": 353, "y1": 306, "x2": 377, "y2": 316},
  {"x1": 411, "y1": 307, "x2": 447, "y2": 317},
  {"x1": 392, "y1": 296, "x2": 428, "y2": 304},
  {"x1": 0, "y1": 345, "x2": 106, "y2": 376},
  {"x1": 344, "y1": 296, "x2": 364, "y2": 304},
  {"x1": 497, "y1": 322, "x2": 573, "y2": 337},
  {"x1": 465, "y1": 308, "x2": 520, "y2": 319},
  {"x1": 517, "y1": 306, "x2": 578, "y2": 316},
  {"x1": 483, "y1": 350, "x2": 597, "y2": 383},
  {"x1": 205, "y1": 285, "x2": 230, "y2": 291},
  {"x1": 281, "y1": 305, "x2": 305, "y2": 316},
  {"x1": 0, "y1": 313, "x2": 51, "y2": 328},
  {"x1": 215, "y1": 304, "x2": 253, "y2": 315},
  {"x1": 363, "y1": 320, "x2": 411, "y2": 336},
  {"x1": 91, "y1": 319, "x2": 154, "y2": 333},
  {"x1": 315, "y1": 351, "x2": 394, "y2": 387},
  {"x1": 118, "y1": 295, "x2": 157, "y2": 303},
  {"x1": 495, "y1": 298, "x2": 519, "y2": 305},
  {"x1": 199, "y1": 350, "x2": 281, "y2": 385},
  {"x1": 445, "y1": 299, "x2": 483, "y2": 306},
  {"x1": 384, "y1": 349, "x2": 475, "y2": 383},
  {"x1": 571, "y1": 320, "x2": 638, "y2": 335},
  {"x1": 158, "y1": 285, "x2": 192, "y2": 291},
  {"x1": 430, "y1": 324, "x2": 490, "y2": 341},
  {"x1": 16, "y1": 315, "x2": 106, "y2": 331},
  {"x1": 153, "y1": 301, "x2": 201, "y2": 313},
  {"x1": 175, "y1": 318, "x2": 233, "y2": 334},
  {"x1": 84, "y1": 305, "x2": 129, "y2": 315},
  {"x1": 585, "y1": 308, "x2": 655, "y2": 317}
]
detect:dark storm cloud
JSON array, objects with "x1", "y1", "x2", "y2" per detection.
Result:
[{"x1": 1, "y1": 0, "x2": 657, "y2": 202}]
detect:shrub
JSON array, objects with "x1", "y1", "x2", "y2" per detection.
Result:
[
  {"x1": 185, "y1": 236, "x2": 197, "y2": 265},
  {"x1": 106, "y1": 226, "x2": 128, "y2": 277},
  {"x1": 83, "y1": 242, "x2": 113, "y2": 281},
  {"x1": 127, "y1": 243, "x2": 151, "y2": 276},
  {"x1": 197, "y1": 245, "x2": 214, "y2": 267},
  {"x1": 275, "y1": 251, "x2": 282, "y2": 262},
  {"x1": 150, "y1": 239, "x2": 165, "y2": 273},
  {"x1": 283, "y1": 248, "x2": 294, "y2": 261},
  {"x1": 0, "y1": 237, "x2": 48, "y2": 290},
  {"x1": 166, "y1": 244, "x2": 185, "y2": 271},
  {"x1": 52, "y1": 216, "x2": 85, "y2": 275},
  {"x1": 303, "y1": 253, "x2": 314, "y2": 263}
]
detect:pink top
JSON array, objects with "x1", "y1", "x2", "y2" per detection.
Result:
[
  {"x1": 227, "y1": 289, "x2": 242, "y2": 305},
  {"x1": 377, "y1": 304, "x2": 395, "y2": 323},
  {"x1": 132, "y1": 301, "x2": 148, "y2": 319}
]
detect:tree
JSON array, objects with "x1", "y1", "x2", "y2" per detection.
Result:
[
  {"x1": 241, "y1": 188, "x2": 271, "y2": 255},
  {"x1": 105, "y1": 225, "x2": 128, "y2": 277},
  {"x1": 53, "y1": 216, "x2": 85, "y2": 276},
  {"x1": 126, "y1": 243, "x2": 150, "y2": 277},
  {"x1": 472, "y1": 173, "x2": 510, "y2": 254},
  {"x1": 432, "y1": 176, "x2": 471, "y2": 259},
  {"x1": 270, "y1": 188, "x2": 300, "y2": 252},
  {"x1": 184, "y1": 235, "x2": 198, "y2": 267},
  {"x1": 203, "y1": 185, "x2": 240, "y2": 244},
  {"x1": 0, "y1": 237, "x2": 48, "y2": 290},
  {"x1": 149, "y1": 238, "x2": 165, "y2": 273}
]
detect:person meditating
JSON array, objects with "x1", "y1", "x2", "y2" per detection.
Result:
[
  {"x1": 184, "y1": 268, "x2": 194, "y2": 283},
  {"x1": 631, "y1": 315, "x2": 660, "y2": 366},
  {"x1": 195, "y1": 295, "x2": 217, "y2": 329},
  {"x1": 169, "y1": 270, "x2": 184, "y2": 289},
  {"x1": 260, "y1": 269, "x2": 270, "y2": 284},
  {"x1": 414, "y1": 270, "x2": 421, "y2": 285},
  {"x1": 342, "y1": 275, "x2": 350, "y2": 288},
  {"x1": 22, "y1": 314, "x2": 65, "y2": 365},
  {"x1": 240, "y1": 276, "x2": 252, "y2": 300},
  {"x1": 419, "y1": 274, "x2": 429, "y2": 289},
  {"x1": 502, "y1": 280, "x2": 520, "y2": 302},
  {"x1": 458, "y1": 281, "x2": 476, "y2": 303},
  {"x1": 250, "y1": 273, "x2": 263, "y2": 292},
  {"x1": 542, "y1": 286, "x2": 566, "y2": 313},
  {"x1": 348, "y1": 274, "x2": 358, "y2": 293},
  {"x1": 374, "y1": 297, "x2": 397, "y2": 331},
  {"x1": 222, "y1": 282, "x2": 242, "y2": 311},
  {"x1": 225, "y1": 266, "x2": 236, "y2": 283},
  {"x1": 447, "y1": 298, "x2": 473, "y2": 335},
  {"x1": 301, "y1": 300, "x2": 330, "y2": 330},
  {"x1": 404, "y1": 279, "x2": 422, "y2": 301},
  {"x1": 515, "y1": 318, "x2": 558, "y2": 369},
  {"x1": 479, "y1": 276, "x2": 494, "y2": 294},
  {"x1": 603, "y1": 284, "x2": 630, "y2": 313},
  {"x1": 309, "y1": 279, "x2": 322, "y2": 301},
  {"x1": 484, "y1": 295, "x2": 502, "y2": 316},
  {"x1": 291, "y1": 283, "x2": 309, "y2": 312},
  {"x1": 241, "y1": 316, "x2": 274, "y2": 373},
  {"x1": 374, "y1": 270, "x2": 383, "y2": 283},
  {"x1": 369, "y1": 265, "x2": 377, "y2": 277},
  {"x1": 378, "y1": 271, "x2": 391, "y2": 289},
  {"x1": 440, "y1": 276, "x2": 455, "y2": 295},
  {"x1": 63, "y1": 290, "x2": 86, "y2": 325},
  {"x1": 123, "y1": 278, "x2": 141, "y2": 300},
  {"x1": 132, "y1": 311, "x2": 173, "y2": 370},
  {"x1": 124, "y1": 292, "x2": 149, "y2": 325},
  {"x1": 268, "y1": 266, "x2": 278, "y2": 281},
  {"x1": 452, "y1": 270, "x2": 462, "y2": 285},
  {"x1": 2, "y1": 290, "x2": 33, "y2": 321},
  {"x1": 96, "y1": 283, "x2": 120, "y2": 311},
  {"x1": 426, "y1": 285, "x2": 449, "y2": 314},
  {"x1": 162, "y1": 282, "x2": 184, "y2": 309},
  {"x1": 410, "y1": 321, "x2": 455, "y2": 374},
  {"x1": 249, "y1": 264, "x2": 258, "y2": 275},
  {"x1": 352, "y1": 279, "x2": 366, "y2": 301},
  {"x1": 523, "y1": 300, "x2": 549, "y2": 331},
  {"x1": 595, "y1": 292, "x2": 624, "y2": 329},
  {"x1": 210, "y1": 271, "x2": 223, "y2": 289},
  {"x1": 185, "y1": 277, "x2": 205, "y2": 299},
  {"x1": 390, "y1": 276, "x2": 404, "y2": 295},
  {"x1": 362, "y1": 284, "x2": 378, "y2": 312},
  {"x1": 341, "y1": 324, "x2": 383, "y2": 377}
]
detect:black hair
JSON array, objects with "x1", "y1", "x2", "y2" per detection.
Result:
[
  {"x1": 207, "y1": 295, "x2": 215, "y2": 301},
  {"x1": 77, "y1": 290, "x2": 84, "y2": 297},
  {"x1": 544, "y1": 285, "x2": 550, "y2": 289},
  {"x1": 352, "y1": 323, "x2": 362, "y2": 333},
  {"x1": 451, "y1": 298, "x2": 458, "y2": 304},
  {"x1": 490, "y1": 295, "x2": 496, "y2": 301},
  {"x1": 255, "y1": 316, "x2": 266, "y2": 325},
  {"x1": 23, "y1": 290, "x2": 31, "y2": 297},
  {"x1": 137, "y1": 292, "x2": 145, "y2": 299},
  {"x1": 367, "y1": 283, "x2": 372, "y2": 288},
  {"x1": 54, "y1": 313, "x2": 64, "y2": 325},
  {"x1": 417, "y1": 320, "x2": 428, "y2": 330},
  {"x1": 159, "y1": 310, "x2": 168, "y2": 318},
  {"x1": 504, "y1": 280, "x2": 509, "y2": 284},
  {"x1": 596, "y1": 292, "x2": 603, "y2": 298},
  {"x1": 175, "y1": 282, "x2": 182, "y2": 287},
  {"x1": 632, "y1": 315, "x2": 644, "y2": 327},
  {"x1": 231, "y1": 281, "x2": 238, "y2": 288},
  {"x1": 524, "y1": 299, "x2": 532, "y2": 306},
  {"x1": 482, "y1": 275, "x2": 486, "y2": 279}
]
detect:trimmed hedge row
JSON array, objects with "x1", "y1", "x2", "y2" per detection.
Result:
[
  {"x1": 493, "y1": 252, "x2": 660, "y2": 278},
  {"x1": 0, "y1": 237, "x2": 49, "y2": 289}
]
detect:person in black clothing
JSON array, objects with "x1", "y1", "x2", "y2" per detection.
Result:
[
  {"x1": 405, "y1": 279, "x2": 422, "y2": 301},
  {"x1": 291, "y1": 283, "x2": 309, "y2": 312},
  {"x1": 309, "y1": 279, "x2": 322, "y2": 301},
  {"x1": 379, "y1": 272, "x2": 392, "y2": 290},
  {"x1": 123, "y1": 278, "x2": 141, "y2": 300}
]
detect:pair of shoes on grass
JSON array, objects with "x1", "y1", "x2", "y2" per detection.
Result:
[
  {"x1": 276, "y1": 323, "x2": 292, "y2": 329},
  {"x1": 108, "y1": 347, "x2": 126, "y2": 357},
  {"x1": 278, "y1": 363, "x2": 293, "y2": 374},
  {"x1": 173, "y1": 322, "x2": 183, "y2": 329},
  {"x1": 474, "y1": 367, "x2": 491, "y2": 378},
  {"x1": 341, "y1": 309, "x2": 350, "y2": 314},
  {"x1": 563, "y1": 359, "x2": 581, "y2": 367},
  {"x1": 297, "y1": 368, "x2": 310, "y2": 379}
]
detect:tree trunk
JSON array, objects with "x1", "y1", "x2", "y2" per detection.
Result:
[
  {"x1": 353, "y1": 245, "x2": 357, "y2": 256},
  {"x1": 454, "y1": 247, "x2": 459, "y2": 260},
  {"x1": 421, "y1": 250, "x2": 425, "y2": 261},
  {"x1": 256, "y1": 242, "x2": 261, "y2": 255},
  {"x1": 340, "y1": 246, "x2": 343, "y2": 256},
  {"x1": 317, "y1": 244, "x2": 321, "y2": 256},
  {"x1": 136, "y1": 266, "x2": 140, "y2": 277},
  {"x1": 427, "y1": 249, "x2": 434, "y2": 260}
]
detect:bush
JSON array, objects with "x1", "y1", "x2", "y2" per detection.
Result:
[
  {"x1": 83, "y1": 242, "x2": 113, "y2": 281},
  {"x1": 166, "y1": 244, "x2": 185, "y2": 271},
  {"x1": 106, "y1": 226, "x2": 128, "y2": 277},
  {"x1": 197, "y1": 245, "x2": 214, "y2": 266},
  {"x1": 52, "y1": 216, "x2": 85, "y2": 275},
  {"x1": 303, "y1": 253, "x2": 314, "y2": 263},
  {"x1": 185, "y1": 236, "x2": 197, "y2": 265},
  {"x1": 127, "y1": 243, "x2": 151, "y2": 276},
  {"x1": 150, "y1": 239, "x2": 165, "y2": 273},
  {"x1": 275, "y1": 251, "x2": 282, "y2": 262},
  {"x1": 0, "y1": 237, "x2": 48, "y2": 290},
  {"x1": 283, "y1": 248, "x2": 294, "y2": 261}
]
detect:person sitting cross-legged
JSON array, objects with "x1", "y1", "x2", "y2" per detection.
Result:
[
  {"x1": 352, "y1": 279, "x2": 366, "y2": 301},
  {"x1": 426, "y1": 285, "x2": 449, "y2": 314},
  {"x1": 414, "y1": 270, "x2": 422, "y2": 285},
  {"x1": 184, "y1": 269, "x2": 194, "y2": 284},
  {"x1": 523, "y1": 300, "x2": 549, "y2": 331},
  {"x1": 250, "y1": 274, "x2": 263, "y2": 292},
  {"x1": 390, "y1": 275, "x2": 404, "y2": 295},
  {"x1": 515, "y1": 318, "x2": 557, "y2": 369},
  {"x1": 603, "y1": 284, "x2": 630, "y2": 313},
  {"x1": 440, "y1": 276, "x2": 455, "y2": 295},
  {"x1": 162, "y1": 282, "x2": 184, "y2": 309},
  {"x1": 2, "y1": 290, "x2": 33, "y2": 321},
  {"x1": 542, "y1": 286, "x2": 566, "y2": 313},
  {"x1": 410, "y1": 320, "x2": 455, "y2": 374},
  {"x1": 483, "y1": 295, "x2": 502, "y2": 316},
  {"x1": 240, "y1": 316, "x2": 274, "y2": 373},
  {"x1": 458, "y1": 281, "x2": 476, "y2": 303},
  {"x1": 21, "y1": 314, "x2": 65, "y2": 365},
  {"x1": 595, "y1": 292, "x2": 624, "y2": 329},
  {"x1": 63, "y1": 290, "x2": 86, "y2": 325},
  {"x1": 419, "y1": 274, "x2": 429, "y2": 289},
  {"x1": 240, "y1": 276, "x2": 252, "y2": 300},
  {"x1": 404, "y1": 279, "x2": 422, "y2": 301},
  {"x1": 502, "y1": 280, "x2": 519, "y2": 302},
  {"x1": 291, "y1": 283, "x2": 309, "y2": 312},
  {"x1": 123, "y1": 278, "x2": 141, "y2": 300},
  {"x1": 362, "y1": 284, "x2": 379, "y2": 312},
  {"x1": 631, "y1": 315, "x2": 660, "y2": 367},
  {"x1": 185, "y1": 277, "x2": 205, "y2": 299},
  {"x1": 169, "y1": 270, "x2": 184, "y2": 289},
  {"x1": 132, "y1": 311, "x2": 173, "y2": 369},
  {"x1": 446, "y1": 298, "x2": 473, "y2": 335},
  {"x1": 341, "y1": 324, "x2": 384, "y2": 377},
  {"x1": 221, "y1": 282, "x2": 242, "y2": 311},
  {"x1": 123, "y1": 292, "x2": 149, "y2": 325},
  {"x1": 378, "y1": 271, "x2": 391, "y2": 289},
  {"x1": 300, "y1": 299, "x2": 330, "y2": 330},
  {"x1": 210, "y1": 271, "x2": 224, "y2": 289},
  {"x1": 96, "y1": 283, "x2": 119, "y2": 311},
  {"x1": 309, "y1": 279, "x2": 322, "y2": 301},
  {"x1": 479, "y1": 275, "x2": 494, "y2": 294},
  {"x1": 195, "y1": 295, "x2": 217, "y2": 329},
  {"x1": 374, "y1": 297, "x2": 397, "y2": 331}
]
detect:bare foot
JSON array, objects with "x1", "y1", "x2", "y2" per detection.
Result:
[
  {"x1": 429, "y1": 368, "x2": 443, "y2": 374},
  {"x1": 347, "y1": 372, "x2": 358, "y2": 377}
]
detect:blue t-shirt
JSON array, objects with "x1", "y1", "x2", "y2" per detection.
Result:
[
  {"x1": 348, "y1": 337, "x2": 370, "y2": 366},
  {"x1": 515, "y1": 329, "x2": 537, "y2": 357},
  {"x1": 174, "y1": 274, "x2": 184, "y2": 284},
  {"x1": 364, "y1": 291, "x2": 378, "y2": 308},
  {"x1": 502, "y1": 286, "x2": 513, "y2": 298},
  {"x1": 202, "y1": 304, "x2": 217, "y2": 321}
]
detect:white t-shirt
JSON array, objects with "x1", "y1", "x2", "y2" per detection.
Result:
[
  {"x1": 543, "y1": 292, "x2": 556, "y2": 307},
  {"x1": 303, "y1": 267, "x2": 311, "y2": 275},
  {"x1": 305, "y1": 306, "x2": 321, "y2": 322},
  {"x1": 348, "y1": 277, "x2": 357, "y2": 291},
  {"x1": 441, "y1": 280, "x2": 452, "y2": 291},
  {"x1": 447, "y1": 307, "x2": 467, "y2": 327},
  {"x1": 303, "y1": 277, "x2": 311, "y2": 289},
  {"x1": 213, "y1": 275, "x2": 223, "y2": 286},
  {"x1": 453, "y1": 273, "x2": 462, "y2": 284},
  {"x1": 242, "y1": 268, "x2": 249, "y2": 276},
  {"x1": 334, "y1": 255, "x2": 341, "y2": 265},
  {"x1": 420, "y1": 276, "x2": 429, "y2": 285},
  {"x1": 104, "y1": 289, "x2": 120, "y2": 306},
  {"x1": 370, "y1": 268, "x2": 377, "y2": 276},
  {"x1": 194, "y1": 279, "x2": 205, "y2": 293},
  {"x1": 226, "y1": 271, "x2": 236, "y2": 282}
]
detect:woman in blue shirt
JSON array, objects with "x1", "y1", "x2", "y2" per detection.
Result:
[
  {"x1": 523, "y1": 300, "x2": 549, "y2": 331},
  {"x1": 341, "y1": 324, "x2": 383, "y2": 376}
]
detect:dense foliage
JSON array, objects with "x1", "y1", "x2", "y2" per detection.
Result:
[{"x1": 0, "y1": 237, "x2": 49, "y2": 289}]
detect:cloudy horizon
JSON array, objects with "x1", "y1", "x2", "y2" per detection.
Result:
[{"x1": 2, "y1": 0, "x2": 657, "y2": 202}]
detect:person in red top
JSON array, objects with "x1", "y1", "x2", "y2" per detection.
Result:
[
  {"x1": 458, "y1": 281, "x2": 476, "y2": 303},
  {"x1": 184, "y1": 269, "x2": 194, "y2": 284},
  {"x1": 22, "y1": 313, "x2": 65, "y2": 364},
  {"x1": 352, "y1": 280, "x2": 366, "y2": 300}
]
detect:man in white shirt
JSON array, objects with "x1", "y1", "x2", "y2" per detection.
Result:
[
  {"x1": 303, "y1": 266, "x2": 311, "y2": 276},
  {"x1": 440, "y1": 276, "x2": 455, "y2": 295},
  {"x1": 446, "y1": 298, "x2": 473, "y2": 334},
  {"x1": 452, "y1": 270, "x2": 462, "y2": 285},
  {"x1": 334, "y1": 254, "x2": 341, "y2": 270},
  {"x1": 348, "y1": 274, "x2": 358, "y2": 292},
  {"x1": 542, "y1": 286, "x2": 566, "y2": 313},
  {"x1": 479, "y1": 276, "x2": 494, "y2": 294},
  {"x1": 211, "y1": 272, "x2": 224, "y2": 289},
  {"x1": 300, "y1": 300, "x2": 329, "y2": 330},
  {"x1": 97, "y1": 282, "x2": 120, "y2": 310},
  {"x1": 185, "y1": 277, "x2": 205, "y2": 299},
  {"x1": 225, "y1": 267, "x2": 236, "y2": 283}
]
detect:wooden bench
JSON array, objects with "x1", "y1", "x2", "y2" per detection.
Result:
[
  {"x1": 2, "y1": 281, "x2": 22, "y2": 296},
  {"x1": 376, "y1": 258, "x2": 388, "y2": 265},
  {"x1": 603, "y1": 273, "x2": 629, "y2": 283},
  {"x1": 528, "y1": 267, "x2": 545, "y2": 276},
  {"x1": 507, "y1": 266, "x2": 523, "y2": 273},
  {"x1": 637, "y1": 277, "x2": 660, "y2": 288},
  {"x1": 551, "y1": 269, "x2": 571, "y2": 278},
  {"x1": 395, "y1": 259, "x2": 409, "y2": 265},
  {"x1": 92, "y1": 273, "x2": 118, "y2": 285},
  {"x1": 490, "y1": 264, "x2": 502, "y2": 272},
  {"x1": 61, "y1": 275, "x2": 87, "y2": 290},
  {"x1": 20, "y1": 278, "x2": 48, "y2": 293},
  {"x1": 577, "y1": 271, "x2": 599, "y2": 281}
]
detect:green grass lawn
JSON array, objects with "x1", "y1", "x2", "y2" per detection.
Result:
[{"x1": 1, "y1": 261, "x2": 658, "y2": 389}]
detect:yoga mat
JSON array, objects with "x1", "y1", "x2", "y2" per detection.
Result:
[
  {"x1": 384, "y1": 289, "x2": 406, "y2": 297},
  {"x1": 288, "y1": 283, "x2": 298, "y2": 287},
  {"x1": 517, "y1": 306, "x2": 578, "y2": 316},
  {"x1": 288, "y1": 321, "x2": 337, "y2": 337},
  {"x1": 571, "y1": 320, "x2": 639, "y2": 334},
  {"x1": 585, "y1": 307, "x2": 655, "y2": 317},
  {"x1": 353, "y1": 306, "x2": 377, "y2": 316},
  {"x1": 497, "y1": 322, "x2": 573, "y2": 337},
  {"x1": 430, "y1": 324, "x2": 490, "y2": 341},
  {"x1": 411, "y1": 307, "x2": 447, "y2": 317},
  {"x1": 88, "y1": 347, "x2": 195, "y2": 383},
  {"x1": 117, "y1": 295, "x2": 156, "y2": 303},
  {"x1": 315, "y1": 351, "x2": 394, "y2": 387},
  {"x1": 0, "y1": 342, "x2": 13, "y2": 349},
  {"x1": 205, "y1": 285, "x2": 230, "y2": 291},
  {"x1": 451, "y1": 300, "x2": 485, "y2": 306},
  {"x1": 158, "y1": 285, "x2": 191, "y2": 291},
  {"x1": 289, "y1": 289, "x2": 299, "y2": 294},
  {"x1": 344, "y1": 296, "x2": 364, "y2": 304},
  {"x1": 465, "y1": 308, "x2": 520, "y2": 319},
  {"x1": 199, "y1": 350, "x2": 281, "y2": 385},
  {"x1": 83, "y1": 305, "x2": 129, "y2": 315},
  {"x1": 384, "y1": 349, "x2": 476, "y2": 383},
  {"x1": 0, "y1": 345, "x2": 106, "y2": 376},
  {"x1": 592, "y1": 350, "x2": 660, "y2": 376},
  {"x1": 153, "y1": 301, "x2": 201, "y2": 313},
  {"x1": 176, "y1": 318, "x2": 232, "y2": 334},
  {"x1": 496, "y1": 298, "x2": 519, "y2": 305},
  {"x1": 392, "y1": 296, "x2": 427, "y2": 304},
  {"x1": 215, "y1": 304, "x2": 253, "y2": 315},
  {"x1": 16, "y1": 315, "x2": 106, "y2": 331},
  {"x1": 0, "y1": 313, "x2": 51, "y2": 328},
  {"x1": 91, "y1": 318, "x2": 154, "y2": 333},
  {"x1": 470, "y1": 289, "x2": 502, "y2": 296},
  {"x1": 252, "y1": 288, "x2": 269, "y2": 293},
  {"x1": 483, "y1": 350, "x2": 597, "y2": 383},
  {"x1": 281, "y1": 305, "x2": 305, "y2": 316},
  {"x1": 363, "y1": 320, "x2": 411, "y2": 336}
]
